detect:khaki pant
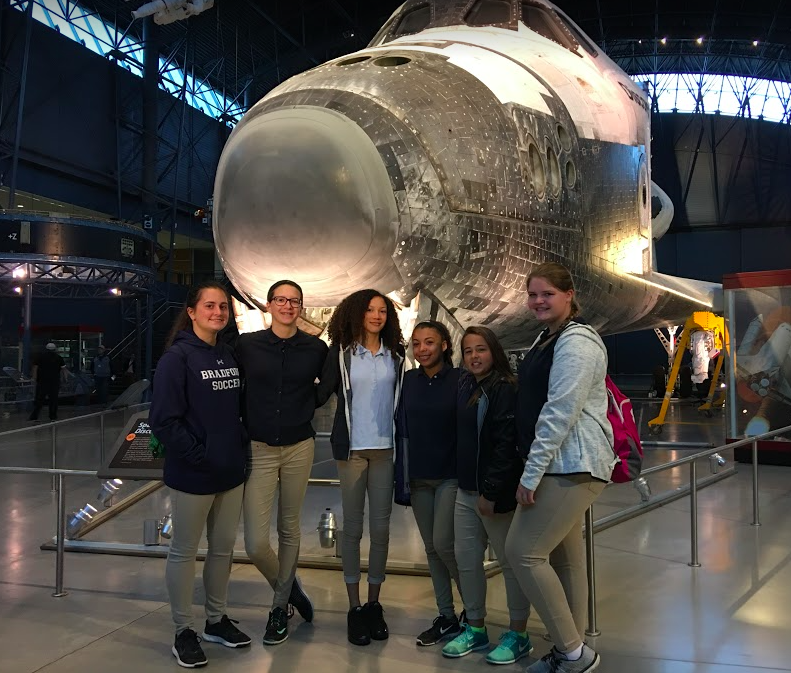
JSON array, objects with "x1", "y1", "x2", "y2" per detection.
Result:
[
  {"x1": 505, "y1": 474, "x2": 606, "y2": 652},
  {"x1": 166, "y1": 484, "x2": 244, "y2": 634},
  {"x1": 454, "y1": 489, "x2": 530, "y2": 622},
  {"x1": 243, "y1": 438, "x2": 314, "y2": 610},
  {"x1": 411, "y1": 478, "x2": 460, "y2": 618},
  {"x1": 336, "y1": 449, "x2": 394, "y2": 585}
]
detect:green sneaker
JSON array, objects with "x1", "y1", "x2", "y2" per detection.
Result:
[
  {"x1": 485, "y1": 630, "x2": 533, "y2": 665},
  {"x1": 441, "y1": 623, "x2": 489, "y2": 658}
]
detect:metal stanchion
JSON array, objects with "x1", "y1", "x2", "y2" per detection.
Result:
[
  {"x1": 751, "y1": 440, "x2": 761, "y2": 527},
  {"x1": 50, "y1": 424, "x2": 57, "y2": 491},
  {"x1": 688, "y1": 461, "x2": 700, "y2": 567},
  {"x1": 584, "y1": 506, "x2": 600, "y2": 637},
  {"x1": 99, "y1": 412, "x2": 105, "y2": 463},
  {"x1": 53, "y1": 472, "x2": 68, "y2": 597}
]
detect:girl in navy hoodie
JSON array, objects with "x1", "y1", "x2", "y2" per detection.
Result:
[{"x1": 150, "y1": 281, "x2": 251, "y2": 669}]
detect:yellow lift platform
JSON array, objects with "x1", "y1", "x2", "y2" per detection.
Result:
[{"x1": 648, "y1": 311, "x2": 729, "y2": 435}]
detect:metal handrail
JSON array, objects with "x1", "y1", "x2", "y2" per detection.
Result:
[
  {"x1": 0, "y1": 466, "x2": 98, "y2": 597},
  {"x1": 0, "y1": 403, "x2": 150, "y2": 437},
  {"x1": 584, "y1": 421, "x2": 791, "y2": 637}
]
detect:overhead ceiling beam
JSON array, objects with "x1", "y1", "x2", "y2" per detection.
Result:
[{"x1": 243, "y1": 0, "x2": 320, "y2": 66}]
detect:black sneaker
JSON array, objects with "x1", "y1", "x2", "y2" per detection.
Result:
[
  {"x1": 347, "y1": 605, "x2": 370, "y2": 646},
  {"x1": 366, "y1": 601, "x2": 389, "y2": 641},
  {"x1": 288, "y1": 576, "x2": 314, "y2": 622},
  {"x1": 416, "y1": 614, "x2": 462, "y2": 646},
  {"x1": 172, "y1": 629, "x2": 207, "y2": 668},
  {"x1": 202, "y1": 615, "x2": 252, "y2": 648},
  {"x1": 263, "y1": 607, "x2": 289, "y2": 645}
]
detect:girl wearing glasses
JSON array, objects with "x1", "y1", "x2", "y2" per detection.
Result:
[
  {"x1": 235, "y1": 280, "x2": 328, "y2": 646},
  {"x1": 316, "y1": 289, "x2": 405, "y2": 647}
]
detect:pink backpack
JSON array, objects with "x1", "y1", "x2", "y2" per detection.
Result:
[{"x1": 605, "y1": 375, "x2": 643, "y2": 483}]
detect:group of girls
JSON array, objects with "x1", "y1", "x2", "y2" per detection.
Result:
[{"x1": 149, "y1": 262, "x2": 613, "y2": 673}]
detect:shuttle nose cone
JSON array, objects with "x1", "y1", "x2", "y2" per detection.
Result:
[{"x1": 214, "y1": 106, "x2": 402, "y2": 307}]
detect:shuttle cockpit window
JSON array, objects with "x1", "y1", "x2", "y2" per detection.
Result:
[
  {"x1": 466, "y1": 0, "x2": 512, "y2": 26},
  {"x1": 393, "y1": 4, "x2": 432, "y2": 37},
  {"x1": 554, "y1": 8, "x2": 599, "y2": 56},
  {"x1": 520, "y1": 2, "x2": 582, "y2": 55}
]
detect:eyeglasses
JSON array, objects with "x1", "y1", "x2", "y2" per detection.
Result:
[{"x1": 271, "y1": 296, "x2": 303, "y2": 308}]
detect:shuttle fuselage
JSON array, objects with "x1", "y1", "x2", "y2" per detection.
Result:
[{"x1": 213, "y1": 0, "x2": 719, "y2": 347}]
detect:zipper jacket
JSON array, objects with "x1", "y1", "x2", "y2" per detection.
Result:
[
  {"x1": 461, "y1": 371, "x2": 524, "y2": 514},
  {"x1": 316, "y1": 342, "x2": 406, "y2": 461}
]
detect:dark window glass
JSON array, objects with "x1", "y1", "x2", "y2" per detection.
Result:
[
  {"x1": 466, "y1": 0, "x2": 512, "y2": 26},
  {"x1": 521, "y1": 3, "x2": 577, "y2": 53},
  {"x1": 370, "y1": 15, "x2": 397, "y2": 46},
  {"x1": 554, "y1": 9, "x2": 598, "y2": 56},
  {"x1": 394, "y1": 5, "x2": 431, "y2": 36}
]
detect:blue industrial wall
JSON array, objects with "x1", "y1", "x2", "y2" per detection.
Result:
[{"x1": 4, "y1": 8, "x2": 229, "y2": 237}]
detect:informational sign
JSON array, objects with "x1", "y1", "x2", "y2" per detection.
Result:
[
  {"x1": 120, "y1": 237, "x2": 135, "y2": 258},
  {"x1": 97, "y1": 411, "x2": 164, "y2": 480}
]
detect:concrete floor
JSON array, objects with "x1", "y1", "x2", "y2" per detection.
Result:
[{"x1": 1, "y1": 402, "x2": 790, "y2": 672}]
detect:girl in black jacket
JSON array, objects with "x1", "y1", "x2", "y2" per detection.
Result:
[
  {"x1": 149, "y1": 281, "x2": 250, "y2": 668},
  {"x1": 441, "y1": 326, "x2": 532, "y2": 665}
]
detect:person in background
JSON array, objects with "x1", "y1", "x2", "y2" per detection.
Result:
[
  {"x1": 149, "y1": 280, "x2": 251, "y2": 669},
  {"x1": 506, "y1": 262, "x2": 613, "y2": 673},
  {"x1": 235, "y1": 280, "x2": 328, "y2": 646},
  {"x1": 397, "y1": 320, "x2": 464, "y2": 647},
  {"x1": 316, "y1": 289, "x2": 404, "y2": 647},
  {"x1": 442, "y1": 326, "x2": 532, "y2": 666},
  {"x1": 29, "y1": 343, "x2": 68, "y2": 422},
  {"x1": 92, "y1": 345, "x2": 113, "y2": 405}
]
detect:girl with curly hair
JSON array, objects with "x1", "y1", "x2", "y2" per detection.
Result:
[{"x1": 317, "y1": 289, "x2": 405, "y2": 647}]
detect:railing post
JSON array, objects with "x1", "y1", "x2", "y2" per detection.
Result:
[
  {"x1": 688, "y1": 461, "x2": 701, "y2": 567},
  {"x1": 50, "y1": 424, "x2": 57, "y2": 491},
  {"x1": 53, "y1": 472, "x2": 68, "y2": 597},
  {"x1": 584, "y1": 506, "x2": 600, "y2": 637},
  {"x1": 99, "y1": 411, "x2": 106, "y2": 463},
  {"x1": 751, "y1": 439, "x2": 761, "y2": 527}
]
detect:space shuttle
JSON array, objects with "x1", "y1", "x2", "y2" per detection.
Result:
[{"x1": 213, "y1": 0, "x2": 721, "y2": 348}]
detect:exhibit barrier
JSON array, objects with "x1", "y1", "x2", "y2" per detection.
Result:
[
  {"x1": 1, "y1": 411, "x2": 789, "y2": 642},
  {"x1": 583, "y1": 422, "x2": 791, "y2": 637}
]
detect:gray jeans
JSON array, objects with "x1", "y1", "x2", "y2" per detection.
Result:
[
  {"x1": 505, "y1": 475, "x2": 606, "y2": 652},
  {"x1": 411, "y1": 478, "x2": 461, "y2": 618},
  {"x1": 454, "y1": 488, "x2": 531, "y2": 622},
  {"x1": 336, "y1": 449, "x2": 394, "y2": 584},
  {"x1": 166, "y1": 484, "x2": 244, "y2": 634}
]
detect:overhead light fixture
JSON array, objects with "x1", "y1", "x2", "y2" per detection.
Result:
[
  {"x1": 317, "y1": 508, "x2": 338, "y2": 549},
  {"x1": 753, "y1": 40, "x2": 759, "y2": 46},
  {"x1": 97, "y1": 478, "x2": 123, "y2": 507},
  {"x1": 696, "y1": 36, "x2": 704, "y2": 45},
  {"x1": 110, "y1": 288, "x2": 120, "y2": 295},
  {"x1": 13, "y1": 287, "x2": 22, "y2": 294},
  {"x1": 661, "y1": 37, "x2": 667, "y2": 45},
  {"x1": 160, "y1": 513, "x2": 173, "y2": 539},
  {"x1": 633, "y1": 477, "x2": 651, "y2": 502},
  {"x1": 12, "y1": 266, "x2": 26, "y2": 279},
  {"x1": 66, "y1": 503, "x2": 98, "y2": 539},
  {"x1": 17, "y1": 204, "x2": 24, "y2": 208}
]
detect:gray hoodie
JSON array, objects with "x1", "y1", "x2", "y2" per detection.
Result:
[{"x1": 520, "y1": 322, "x2": 615, "y2": 491}]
